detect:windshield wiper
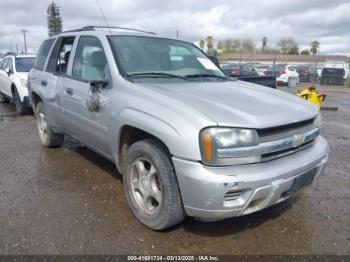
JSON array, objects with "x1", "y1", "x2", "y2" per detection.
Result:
[
  {"x1": 127, "y1": 72, "x2": 192, "y2": 81},
  {"x1": 184, "y1": 73, "x2": 230, "y2": 80}
]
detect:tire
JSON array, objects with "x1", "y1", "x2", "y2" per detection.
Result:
[
  {"x1": 13, "y1": 88, "x2": 26, "y2": 115},
  {"x1": 35, "y1": 102, "x2": 64, "y2": 148},
  {"x1": 0, "y1": 91, "x2": 9, "y2": 103},
  {"x1": 123, "y1": 139, "x2": 185, "y2": 230}
]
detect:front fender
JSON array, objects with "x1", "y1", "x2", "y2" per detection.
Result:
[
  {"x1": 111, "y1": 107, "x2": 203, "y2": 161},
  {"x1": 12, "y1": 78, "x2": 28, "y2": 102}
]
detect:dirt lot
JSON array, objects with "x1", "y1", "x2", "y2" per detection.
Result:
[{"x1": 0, "y1": 84, "x2": 349, "y2": 255}]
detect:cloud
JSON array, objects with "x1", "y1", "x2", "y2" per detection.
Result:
[{"x1": 0, "y1": 0, "x2": 349, "y2": 55}]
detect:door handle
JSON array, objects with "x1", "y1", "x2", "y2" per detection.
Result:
[
  {"x1": 66, "y1": 88, "x2": 73, "y2": 96},
  {"x1": 40, "y1": 80, "x2": 47, "y2": 87}
]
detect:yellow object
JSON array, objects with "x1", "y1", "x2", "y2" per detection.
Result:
[{"x1": 297, "y1": 87, "x2": 326, "y2": 110}]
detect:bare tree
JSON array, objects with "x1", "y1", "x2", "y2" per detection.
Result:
[
  {"x1": 242, "y1": 38, "x2": 256, "y2": 53},
  {"x1": 277, "y1": 38, "x2": 298, "y2": 54}
]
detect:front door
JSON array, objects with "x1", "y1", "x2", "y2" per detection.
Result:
[{"x1": 61, "y1": 35, "x2": 112, "y2": 156}]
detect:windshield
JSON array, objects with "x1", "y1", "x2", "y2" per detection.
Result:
[
  {"x1": 108, "y1": 35, "x2": 227, "y2": 81},
  {"x1": 15, "y1": 57, "x2": 35, "y2": 72}
]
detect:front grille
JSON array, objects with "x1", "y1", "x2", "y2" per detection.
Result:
[
  {"x1": 257, "y1": 118, "x2": 316, "y2": 143},
  {"x1": 261, "y1": 140, "x2": 315, "y2": 162}
]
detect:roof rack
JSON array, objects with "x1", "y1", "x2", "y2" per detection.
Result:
[{"x1": 63, "y1": 25, "x2": 156, "y2": 35}]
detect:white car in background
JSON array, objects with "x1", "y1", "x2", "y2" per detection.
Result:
[
  {"x1": 0, "y1": 54, "x2": 36, "y2": 114},
  {"x1": 264, "y1": 64, "x2": 299, "y2": 84}
]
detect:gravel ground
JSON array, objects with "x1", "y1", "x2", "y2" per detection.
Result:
[{"x1": 0, "y1": 84, "x2": 349, "y2": 255}]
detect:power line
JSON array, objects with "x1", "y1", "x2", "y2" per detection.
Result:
[{"x1": 95, "y1": 0, "x2": 112, "y2": 34}]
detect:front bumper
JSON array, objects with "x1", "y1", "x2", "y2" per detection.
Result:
[{"x1": 173, "y1": 136, "x2": 329, "y2": 220}]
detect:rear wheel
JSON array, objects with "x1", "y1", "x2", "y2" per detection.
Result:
[
  {"x1": 35, "y1": 102, "x2": 64, "y2": 147},
  {"x1": 123, "y1": 139, "x2": 185, "y2": 230}
]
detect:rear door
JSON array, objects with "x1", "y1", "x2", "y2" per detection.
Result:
[
  {"x1": 61, "y1": 35, "x2": 112, "y2": 155},
  {"x1": 30, "y1": 38, "x2": 56, "y2": 104},
  {"x1": 45, "y1": 36, "x2": 75, "y2": 127}
]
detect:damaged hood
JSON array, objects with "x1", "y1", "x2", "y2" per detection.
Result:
[{"x1": 136, "y1": 80, "x2": 318, "y2": 129}]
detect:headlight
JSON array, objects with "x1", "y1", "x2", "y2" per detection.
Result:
[
  {"x1": 21, "y1": 79, "x2": 28, "y2": 88},
  {"x1": 199, "y1": 127, "x2": 260, "y2": 166}
]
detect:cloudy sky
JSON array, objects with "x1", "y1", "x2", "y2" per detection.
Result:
[{"x1": 0, "y1": 0, "x2": 349, "y2": 55}]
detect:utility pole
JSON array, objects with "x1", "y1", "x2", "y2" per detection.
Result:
[
  {"x1": 21, "y1": 29, "x2": 28, "y2": 54},
  {"x1": 176, "y1": 29, "x2": 179, "y2": 40}
]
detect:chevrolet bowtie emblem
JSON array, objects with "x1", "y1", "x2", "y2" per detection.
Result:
[{"x1": 292, "y1": 134, "x2": 305, "y2": 148}]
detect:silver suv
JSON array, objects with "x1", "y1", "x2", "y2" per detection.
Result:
[{"x1": 28, "y1": 26, "x2": 329, "y2": 230}]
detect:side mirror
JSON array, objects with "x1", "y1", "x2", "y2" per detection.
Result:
[
  {"x1": 86, "y1": 80, "x2": 109, "y2": 112},
  {"x1": 90, "y1": 80, "x2": 108, "y2": 90},
  {"x1": 5, "y1": 67, "x2": 11, "y2": 75}
]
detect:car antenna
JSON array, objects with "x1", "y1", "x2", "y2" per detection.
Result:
[{"x1": 95, "y1": 0, "x2": 112, "y2": 34}]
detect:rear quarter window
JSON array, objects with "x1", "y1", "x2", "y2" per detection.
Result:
[{"x1": 33, "y1": 39, "x2": 55, "y2": 71}]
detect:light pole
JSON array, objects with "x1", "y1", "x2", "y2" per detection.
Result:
[{"x1": 21, "y1": 29, "x2": 28, "y2": 54}]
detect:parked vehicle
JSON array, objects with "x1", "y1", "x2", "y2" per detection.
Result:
[
  {"x1": 221, "y1": 63, "x2": 276, "y2": 88},
  {"x1": 264, "y1": 64, "x2": 299, "y2": 85},
  {"x1": 28, "y1": 26, "x2": 329, "y2": 230},
  {"x1": 0, "y1": 54, "x2": 36, "y2": 114},
  {"x1": 222, "y1": 63, "x2": 257, "y2": 77},
  {"x1": 321, "y1": 62, "x2": 348, "y2": 84},
  {"x1": 254, "y1": 65, "x2": 270, "y2": 76},
  {"x1": 295, "y1": 65, "x2": 317, "y2": 82}
]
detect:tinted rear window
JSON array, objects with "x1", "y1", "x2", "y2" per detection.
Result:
[
  {"x1": 33, "y1": 39, "x2": 55, "y2": 70},
  {"x1": 269, "y1": 65, "x2": 286, "y2": 71}
]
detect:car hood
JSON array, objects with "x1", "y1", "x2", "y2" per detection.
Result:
[{"x1": 136, "y1": 80, "x2": 318, "y2": 129}]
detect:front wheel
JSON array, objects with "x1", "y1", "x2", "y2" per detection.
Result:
[
  {"x1": 123, "y1": 139, "x2": 185, "y2": 230},
  {"x1": 35, "y1": 102, "x2": 64, "y2": 147},
  {"x1": 13, "y1": 88, "x2": 26, "y2": 115}
]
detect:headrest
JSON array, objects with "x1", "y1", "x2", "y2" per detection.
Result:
[
  {"x1": 64, "y1": 51, "x2": 71, "y2": 63},
  {"x1": 90, "y1": 51, "x2": 106, "y2": 67}
]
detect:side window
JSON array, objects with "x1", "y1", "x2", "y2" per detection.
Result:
[
  {"x1": 72, "y1": 36, "x2": 108, "y2": 81},
  {"x1": 33, "y1": 39, "x2": 55, "y2": 70},
  {"x1": 47, "y1": 37, "x2": 75, "y2": 74}
]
